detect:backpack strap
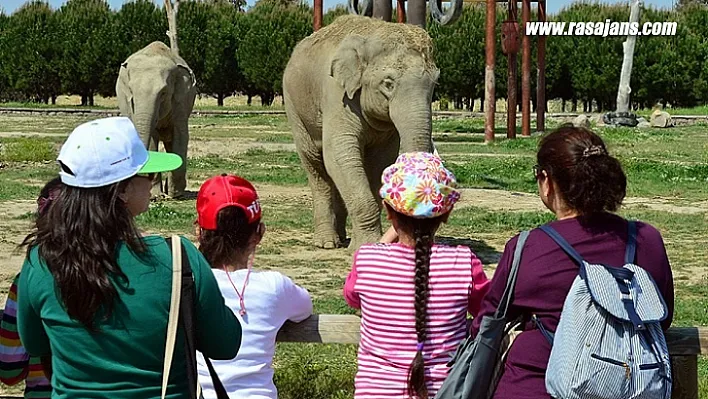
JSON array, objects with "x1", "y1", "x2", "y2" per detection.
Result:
[
  {"x1": 495, "y1": 230, "x2": 530, "y2": 319},
  {"x1": 624, "y1": 221, "x2": 637, "y2": 265},
  {"x1": 539, "y1": 225, "x2": 585, "y2": 266}
]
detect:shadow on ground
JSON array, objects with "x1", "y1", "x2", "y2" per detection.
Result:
[{"x1": 436, "y1": 236, "x2": 502, "y2": 265}]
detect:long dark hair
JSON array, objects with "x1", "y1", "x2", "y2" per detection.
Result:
[
  {"x1": 197, "y1": 206, "x2": 260, "y2": 268},
  {"x1": 386, "y1": 203, "x2": 446, "y2": 399},
  {"x1": 537, "y1": 125, "x2": 626, "y2": 215},
  {"x1": 20, "y1": 181, "x2": 146, "y2": 330}
]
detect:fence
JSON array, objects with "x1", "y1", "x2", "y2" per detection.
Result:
[{"x1": 0, "y1": 314, "x2": 704, "y2": 398}]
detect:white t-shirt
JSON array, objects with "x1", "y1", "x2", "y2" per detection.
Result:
[{"x1": 197, "y1": 269, "x2": 313, "y2": 399}]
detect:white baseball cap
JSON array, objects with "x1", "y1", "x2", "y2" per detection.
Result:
[{"x1": 57, "y1": 117, "x2": 183, "y2": 188}]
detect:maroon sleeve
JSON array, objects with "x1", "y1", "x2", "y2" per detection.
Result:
[
  {"x1": 637, "y1": 223, "x2": 674, "y2": 331},
  {"x1": 470, "y1": 235, "x2": 518, "y2": 336}
]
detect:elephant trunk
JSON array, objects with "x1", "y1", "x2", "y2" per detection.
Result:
[
  {"x1": 390, "y1": 97, "x2": 434, "y2": 154},
  {"x1": 131, "y1": 98, "x2": 159, "y2": 150}
]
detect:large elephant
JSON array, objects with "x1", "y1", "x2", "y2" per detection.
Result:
[
  {"x1": 115, "y1": 41, "x2": 196, "y2": 199},
  {"x1": 283, "y1": 15, "x2": 439, "y2": 251}
]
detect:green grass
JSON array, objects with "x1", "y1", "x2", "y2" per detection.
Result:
[
  {"x1": 0, "y1": 138, "x2": 56, "y2": 162},
  {"x1": 2, "y1": 113, "x2": 707, "y2": 398}
]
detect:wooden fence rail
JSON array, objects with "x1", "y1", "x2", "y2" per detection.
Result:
[
  {"x1": 277, "y1": 315, "x2": 706, "y2": 399},
  {"x1": 1, "y1": 314, "x2": 705, "y2": 398}
]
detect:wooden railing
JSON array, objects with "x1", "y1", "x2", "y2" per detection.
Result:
[
  {"x1": 278, "y1": 315, "x2": 706, "y2": 399},
  {"x1": 1, "y1": 314, "x2": 705, "y2": 398}
]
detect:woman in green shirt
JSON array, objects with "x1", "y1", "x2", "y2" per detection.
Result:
[{"x1": 16, "y1": 117, "x2": 242, "y2": 399}]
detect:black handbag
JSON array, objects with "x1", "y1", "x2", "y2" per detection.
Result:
[{"x1": 435, "y1": 230, "x2": 530, "y2": 399}]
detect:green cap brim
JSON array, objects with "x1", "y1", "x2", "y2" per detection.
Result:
[{"x1": 138, "y1": 151, "x2": 183, "y2": 174}]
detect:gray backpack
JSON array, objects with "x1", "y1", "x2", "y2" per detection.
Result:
[
  {"x1": 541, "y1": 222, "x2": 672, "y2": 399},
  {"x1": 435, "y1": 230, "x2": 530, "y2": 399}
]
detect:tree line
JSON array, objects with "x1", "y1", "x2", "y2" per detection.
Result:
[{"x1": 0, "y1": 0, "x2": 706, "y2": 111}]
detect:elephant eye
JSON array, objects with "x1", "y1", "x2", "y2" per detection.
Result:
[{"x1": 382, "y1": 79, "x2": 395, "y2": 92}]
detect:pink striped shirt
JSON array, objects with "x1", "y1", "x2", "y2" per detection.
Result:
[{"x1": 343, "y1": 243, "x2": 490, "y2": 399}]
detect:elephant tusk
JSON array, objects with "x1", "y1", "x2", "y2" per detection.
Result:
[
  {"x1": 348, "y1": 0, "x2": 373, "y2": 16},
  {"x1": 429, "y1": 0, "x2": 462, "y2": 25}
]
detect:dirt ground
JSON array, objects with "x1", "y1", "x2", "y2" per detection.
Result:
[{"x1": 2, "y1": 116, "x2": 708, "y2": 305}]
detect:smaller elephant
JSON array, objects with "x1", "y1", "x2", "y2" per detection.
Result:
[
  {"x1": 116, "y1": 41, "x2": 196, "y2": 198},
  {"x1": 283, "y1": 15, "x2": 439, "y2": 251}
]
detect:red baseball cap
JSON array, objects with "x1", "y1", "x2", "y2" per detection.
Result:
[{"x1": 197, "y1": 174, "x2": 262, "y2": 230}]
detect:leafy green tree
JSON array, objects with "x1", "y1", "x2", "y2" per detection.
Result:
[
  {"x1": 3, "y1": 1, "x2": 61, "y2": 103},
  {"x1": 0, "y1": 11, "x2": 10, "y2": 101},
  {"x1": 178, "y1": 0, "x2": 211, "y2": 92},
  {"x1": 238, "y1": 0, "x2": 313, "y2": 105},
  {"x1": 202, "y1": 0, "x2": 244, "y2": 105},
  {"x1": 115, "y1": 0, "x2": 168, "y2": 57},
  {"x1": 428, "y1": 5, "x2": 485, "y2": 110},
  {"x1": 56, "y1": 0, "x2": 114, "y2": 106}
]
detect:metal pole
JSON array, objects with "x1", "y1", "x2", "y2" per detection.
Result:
[
  {"x1": 484, "y1": 0, "x2": 496, "y2": 143},
  {"x1": 408, "y1": 0, "x2": 426, "y2": 27},
  {"x1": 521, "y1": 0, "x2": 531, "y2": 137},
  {"x1": 536, "y1": 0, "x2": 546, "y2": 133},
  {"x1": 507, "y1": 1, "x2": 517, "y2": 139},
  {"x1": 397, "y1": 0, "x2": 406, "y2": 22},
  {"x1": 373, "y1": 0, "x2": 392, "y2": 21},
  {"x1": 314, "y1": 0, "x2": 323, "y2": 30}
]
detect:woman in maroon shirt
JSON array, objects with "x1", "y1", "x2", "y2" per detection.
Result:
[{"x1": 472, "y1": 125, "x2": 674, "y2": 399}]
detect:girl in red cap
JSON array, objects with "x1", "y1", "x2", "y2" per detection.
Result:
[{"x1": 195, "y1": 174, "x2": 313, "y2": 399}]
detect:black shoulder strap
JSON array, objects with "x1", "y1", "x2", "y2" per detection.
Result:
[
  {"x1": 494, "y1": 230, "x2": 530, "y2": 319},
  {"x1": 166, "y1": 237, "x2": 229, "y2": 399}
]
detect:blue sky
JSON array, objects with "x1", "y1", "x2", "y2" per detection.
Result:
[{"x1": 2, "y1": 0, "x2": 675, "y2": 14}]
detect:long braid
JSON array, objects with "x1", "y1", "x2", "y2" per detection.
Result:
[{"x1": 407, "y1": 224, "x2": 434, "y2": 399}]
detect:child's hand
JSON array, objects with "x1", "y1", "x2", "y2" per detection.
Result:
[{"x1": 380, "y1": 226, "x2": 399, "y2": 243}]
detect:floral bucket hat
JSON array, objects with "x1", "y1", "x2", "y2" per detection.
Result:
[{"x1": 380, "y1": 152, "x2": 460, "y2": 219}]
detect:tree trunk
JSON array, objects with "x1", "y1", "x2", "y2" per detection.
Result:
[
  {"x1": 51, "y1": 95, "x2": 57, "y2": 105},
  {"x1": 562, "y1": 99, "x2": 566, "y2": 112},
  {"x1": 247, "y1": 95, "x2": 252, "y2": 106},
  {"x1": 164, "y1": 0, "x2": 180, "y2": 56},
  {"x1": 217, "y1": 94, "x2": 224, "y2": 106},
  {"x1": 572, "y1": 99, "x2": 577, "y2": 112},
  {"x1": 89, "y1": 94, "x2": 94, "y2": 107},
  {"x1": 616, "y1": 0, "x2": 640, "y2": 113},
  {"x1": 81, "y1": 95, "x2": 88, "y2": 106},
  {"x1": 479, "y1": 98, "x2": 484, "y2": 112}
]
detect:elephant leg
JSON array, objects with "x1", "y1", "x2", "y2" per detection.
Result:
[
  {"x1": 290, "y1": 119, "x2": 346, "y2": 249},
  {"x1": 147, "y1": 134, "x2": 164, "y2": 198},
  {"x1": 323, "y1": 131, "x2": 383, "y2": 252},
  {"x1": 164, "y1": 122, "x2": 188, "y2": 198},
  {"x1": 364, "y1": 134, "x2": 400, "y2": 205}
]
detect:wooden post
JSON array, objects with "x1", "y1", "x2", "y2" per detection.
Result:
[
  {"x1": 164, "y1": 0, "x2": 179, "y2": 56},
  {"x1": 616, "y1": 0, "x2": 641, "y2": 113},
  {"x1": 484, "y1": 0, "x2": 496, "y2": 143},
  {"x1": 670, "y1": 356, "x2": 699, "y2": 399},
  {"x1": 536, "y1": 0, "x2": 546, "y2": 133},
  {"x1": 314, "y1": 0, "x2": 323, "y2": 30},
  {"x1": 507, "y1": 1, "x2": 517, "y2": 139},
  {"x1": 397, "y1": 0, "x2": 406, "y2": 22},
  {"x1": 373, "y1": 0, "x2": 392, "y2": 22},
  {"x1": 521, "y1": 0, "x2": 530, "y2": 137}
]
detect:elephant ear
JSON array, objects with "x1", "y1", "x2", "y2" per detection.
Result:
[{"x1": 330, "y1": 34, "x2": 384, "y2": 99}]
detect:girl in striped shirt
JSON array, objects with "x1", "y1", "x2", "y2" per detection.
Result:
[
  {"x1": 0, "y1": 177, "x2": 60, "y2": 398},
  {"x1": 343, "y1": 152, "x2": 490, "y2": 399}
]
